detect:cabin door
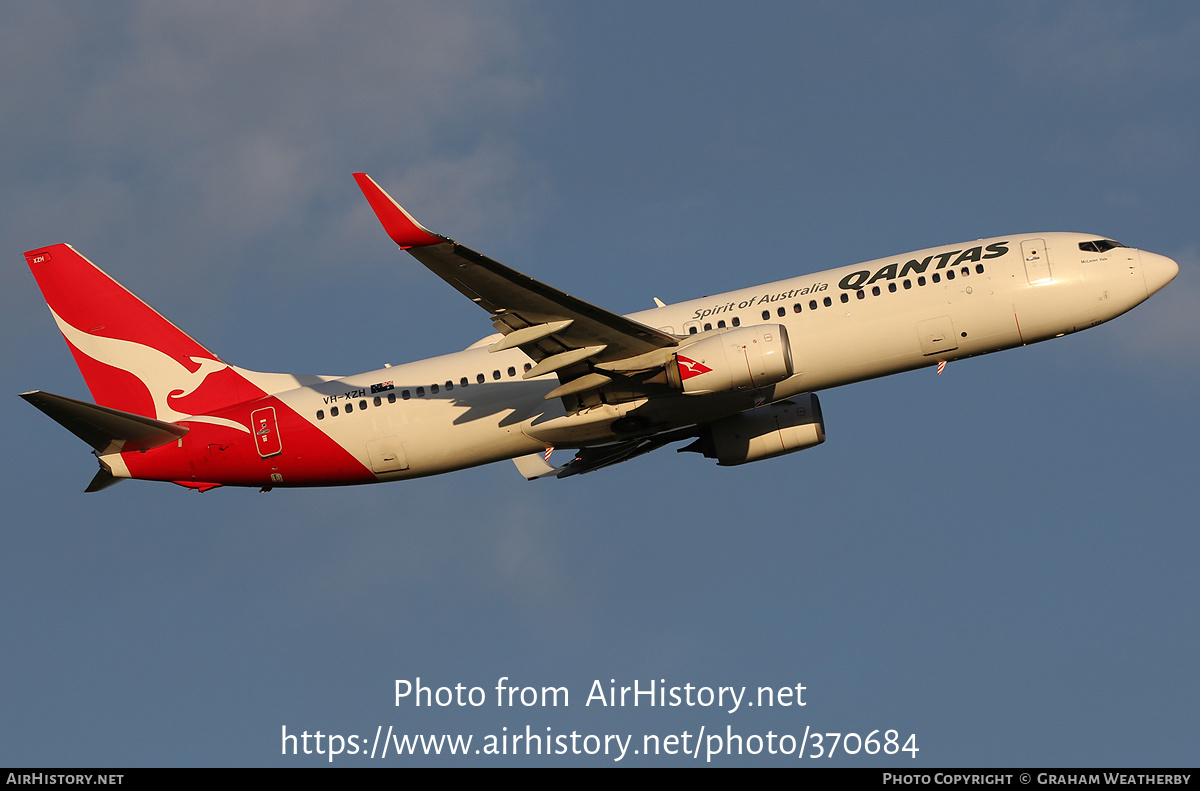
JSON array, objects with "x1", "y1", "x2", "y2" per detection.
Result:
[
  {"x1": 1022, "y1": 238, "x2": 1052, "y2": 284},
  {"x1": 251, "y1": 407, "x2": 282, "y2": 458}
]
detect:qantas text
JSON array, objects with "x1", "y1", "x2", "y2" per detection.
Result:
[{"x1": 838, "y1": 242, "x2": 1009, "y2": 290}]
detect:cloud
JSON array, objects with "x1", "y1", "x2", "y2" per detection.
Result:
[
  {"x1": 1, "y1": 2, "x2": 546, "y2": 263},
  {"x1": 2, "y1": 1, "x2": 550, "y2": 358}
]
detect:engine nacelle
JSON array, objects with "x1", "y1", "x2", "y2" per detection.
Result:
[
  {"x1": 683, "y1": 394, "x2": 825, "y2": 466},
  {"x1": 668, "y1": 324, "x2": 794, "y2": 395}
]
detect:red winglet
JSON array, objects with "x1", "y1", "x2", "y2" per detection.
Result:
[{"x1": 353, "y1": 173, "x2": 444, "y2": 249}]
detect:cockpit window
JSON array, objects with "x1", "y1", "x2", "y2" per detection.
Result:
[{"x1": 1079, "y1": 239, "x2": 1126, "y2": 253}]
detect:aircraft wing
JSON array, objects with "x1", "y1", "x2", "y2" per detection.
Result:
[
  {"x1": 354, "y1": 174, "x2": 679, "y2": 406},
  {"x1": 551, "y1": 426, "x2": 700, "y2": 478}
]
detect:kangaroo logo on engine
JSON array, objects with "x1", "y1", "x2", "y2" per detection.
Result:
[{"x1": 676, "y1": 355, "x2": 713, "y2": 380}]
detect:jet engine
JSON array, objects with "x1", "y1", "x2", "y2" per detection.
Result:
[
  {"x1": 681, "y1": 394, "x2": 825, "y2": 466},
  {"x1": 667, "y1": 324, "x2": 793, "y2": 395}
]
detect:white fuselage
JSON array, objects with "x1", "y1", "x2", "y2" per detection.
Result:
[{"x1": 262, "y1": 232, "x2": 1172, "y2": 481}]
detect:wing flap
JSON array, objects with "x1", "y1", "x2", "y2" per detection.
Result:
[
  {"x1": 488, "y1": 319, "x2": 574, "y2": 353},
  {"x1": 543, "y1": 373, "x2": 613, "y2": 400},
  {"x1": 523, "y1": 345, "x2": 607, "y2": 380}
]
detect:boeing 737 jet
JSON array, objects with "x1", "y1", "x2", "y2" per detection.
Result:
[{"x1": 21, "y1": 174, "x2": 1179, "y2": 492}]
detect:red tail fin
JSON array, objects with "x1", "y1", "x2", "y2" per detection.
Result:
[{"x1": 25, "y1": 244, "x2": 256, "y2": 419}]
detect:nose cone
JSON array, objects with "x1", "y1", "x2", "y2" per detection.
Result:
[{"x1": 1141, "y1": 251, "x2": 1179, "y2": 296}]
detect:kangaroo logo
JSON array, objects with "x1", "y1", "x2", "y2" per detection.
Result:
[
  {"x1": 50, "y1": 308, "x2": 249, "y2": 433},
  {"x1": 676, "y1": 355, "x2": 713, "y2": 381}
]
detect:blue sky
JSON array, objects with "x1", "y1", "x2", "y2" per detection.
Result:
[{"x1": 2, "y1": 2, "x2": 1197, "y2": 766}]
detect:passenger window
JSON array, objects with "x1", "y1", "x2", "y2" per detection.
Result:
[
  {"x1": 416, "y1": 386, "x2": 425, "y2": 397},
  {"x1": 507, "y1": 367, "x2": 516, "y2": 377},
  {"x1": 823, "y1": 297, "x2": 832, "y2": 307},
  {"x1": 793, "y1": 303, "x2": 801, "y2": 313},
  {"x1": 317, "y1": 410, "x2": 325, "y2": 420},
  {"x1": 904, "y1": 279, "x2": 912, "y2": 289},
  {"x1": 975, "y1": 264, "x2": 984, "y2": 274},
  {"x1": 430, "y1": 384, "x2": 439, "y2": 394},
  {"x1": 373, "y1": 396, "x2": 381, "y2": 407},
  {"x1": 359, "y1": 400, "x2": 367, "y2": 410},
  {"x1": 857, "y1": 290, "x2": 865, "y2": 300},
  {"x1": 961, "y1": 267, "x2": 969, "y2": 277},
  {"x1": 461, "y1": 377, "x2": 469, "y2": 387},
  {"x1": 523, "y1": 363, "x2": 532, "y2": 373},
  {"x1": 932, "y1": 273, "x2": 941, "y2": 283},
  {"x1": 388, "y1": 393, "x2": 396, "y2": 403},
  {"x1": 761, "y1": 310, "x2": 770, "y2": 321},
  {"x1": 345, "y1": 403, "x2": 353, "y2": 413},
  {"x1": 331, "y1": 406, "x2": 339, "y2": 416},
  {"x1": 704, "y1": 322, "x2": 712, "y2": 331},
  {"x1": 717, "y1": 320, "x2": 726, "y2": 328},
  {"x1": 946, "y1": 270, "x2": 955, "y2": 280},
  {"x1": 689, "y1": 326, "x2": 698, "y2": 334},
  {"x1": 402, "y1": 390, "x2": 411, "y2": 400},
  {"x1": 872, "y1": 286, "x2": 880, "y2": 296},
  {"x1": 732, "y1": 316, "x2": 741, "y2": 326},
  {"x1": 493, "y1": 370, "x2": 501, "y2": 380},
  {"x1": 809, "y1": 300, "x2": 818, "y2": 310},
  {"x1": 477, "y1": 373, "x2": 485, "y2": 384},
  {"x1": 918, "y1": 276, "x2": 927, "y2": 286},
  {"x1": 840, "y1": 293, "x2": 849, "y2": 303},
  {"x1": 444, "y1": 381, "x2": 453, "y2": 391},
  {"x1": 777, "y1": 307, "x2": 786, "y2": 317}
]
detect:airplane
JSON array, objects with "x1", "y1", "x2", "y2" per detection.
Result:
[{"x1": 20, "y1": 173, "x2": 1179, "y2": 492}]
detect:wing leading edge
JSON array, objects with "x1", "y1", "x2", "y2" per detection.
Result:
[{"x1": 353, "y1": 174, "x2": 679, "y2": 409}]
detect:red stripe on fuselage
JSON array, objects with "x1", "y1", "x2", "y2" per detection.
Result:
[{"x1": 122, "y1": 394, "x2": 375, "y2": 488}]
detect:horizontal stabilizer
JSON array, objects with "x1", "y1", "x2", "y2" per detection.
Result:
[
  {"x1": 85, "y1": 466, "x2": 123, "y2": 493},
  {"x1": 512, "y1": 452, "x2": 558, "y2": 480},
  {"x1": 20, "y1": 390, "x2": 188, "y2": 455}
]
